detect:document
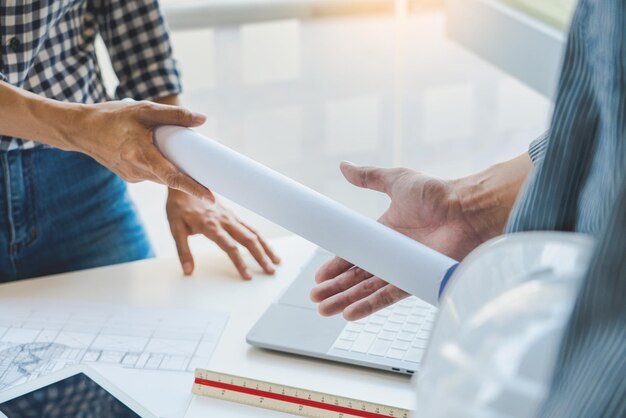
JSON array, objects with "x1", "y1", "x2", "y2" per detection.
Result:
[
  {"x1": 155, "y1": 127, "x2": 457, "y2": 305},
  {"x1": 0, "y1": 299, "x2": 228, "y2": 391}
]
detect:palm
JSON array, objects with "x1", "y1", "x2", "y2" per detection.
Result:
[
  {"x1": 378, "y1": 170, "x2": 480, "y2": 261},
  {"x1": 311, "y1": 163, "x2": 482, "y2": 320}
]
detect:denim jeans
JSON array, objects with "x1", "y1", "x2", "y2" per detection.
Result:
[{"x1": 0, "y1": 148, "x2": 154, "y2": 281}]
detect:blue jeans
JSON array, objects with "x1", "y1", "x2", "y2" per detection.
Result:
[{"x1": 0, "y1": 148, "x2": 154, "y2": 281}]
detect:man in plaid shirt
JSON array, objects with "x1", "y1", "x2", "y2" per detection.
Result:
[{"x1": 0, "y1": 1, "x2": 280, "y2": 280}]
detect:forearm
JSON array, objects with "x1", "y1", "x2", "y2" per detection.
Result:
[
  {"x1": 0, "y1": 82, "x2": 83, "y2": 149},
  {"x1": 452, "y1": 153, "x2": 532, "y2": 241}
]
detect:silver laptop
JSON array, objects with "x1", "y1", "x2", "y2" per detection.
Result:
[{"x1": 247, "y1": 248, "x2": 438, "y2": 375}]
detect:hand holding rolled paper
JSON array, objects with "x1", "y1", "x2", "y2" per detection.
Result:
[
  {"x1": 154, "y1": 126, "x2": 456, "y2": 306},
  {"x1": 311, "y1": 163, "x2": 481, "y2": 320}
]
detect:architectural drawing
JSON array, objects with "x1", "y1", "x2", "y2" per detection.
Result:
[{"x1": 0, "y1": 300, "x2": 228, "y2": 390}]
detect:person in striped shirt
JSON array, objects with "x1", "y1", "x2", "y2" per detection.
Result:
[{"x1": 312, "y1": 0, "x2": 625, "y2": 416}]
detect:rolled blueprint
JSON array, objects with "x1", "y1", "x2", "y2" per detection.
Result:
[{"x1": 154, "y1": 126, "x2": 456, "y2": 305}]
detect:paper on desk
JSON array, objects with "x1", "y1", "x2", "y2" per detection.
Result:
[
  {"x1": 0, "y1": 299, "x2": 228, "y2": 396},
  {"x1": 155, "y1": 126, "x2": 456, "y2": 305}
]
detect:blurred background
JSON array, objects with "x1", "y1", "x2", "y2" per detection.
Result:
[{"x1": 99, "y1": 0, "x2": 575, "y2": 260}]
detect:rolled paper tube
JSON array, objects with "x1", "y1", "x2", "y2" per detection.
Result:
[{"x1": 154, "y1": 126, "x2": 457, "y2": 305}]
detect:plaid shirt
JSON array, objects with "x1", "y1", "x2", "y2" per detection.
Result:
[{"x1": 0, "y1": 0, "x2": 182, "y2": 151}]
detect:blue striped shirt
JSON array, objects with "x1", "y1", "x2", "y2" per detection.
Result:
[{"x1": 507, "y1": 0, "x2": 626, "y2": 416}]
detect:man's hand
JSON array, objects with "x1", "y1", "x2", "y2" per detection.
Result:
[
  {"x1": 0, "y1": 84, "x2": 213, "y2": 201},
  {"x1": 166, "y1": 188, "x2": 281, "y2": 279},
  {"x1": 310, "y1": 162, "x2": 479, "y2": 320},
  {"x1": 311, "y1": 156, "x2": 531, "y2": 321},
  {"x1": 71, "y1": 100, "x2": 214, "y2": 201},
  {"x1": 0, "y1": 85, "x2": 283, "y2": 278}
]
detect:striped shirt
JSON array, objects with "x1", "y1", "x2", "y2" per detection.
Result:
[
  {"x1": 0, "y1": 0, "x2": 182, "y2": 151},
  {"x1": 507, "y1": 0, "x2": 626, "y2": 416}
]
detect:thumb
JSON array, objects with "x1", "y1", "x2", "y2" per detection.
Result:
[
  {"x1": 137, "y1": 102, "x2": 206, "y2": 128},
  {"x1": 340, "y1": 161, "x2": 391, "y2": 194}
]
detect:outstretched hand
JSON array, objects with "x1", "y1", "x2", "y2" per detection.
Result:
[{"x1": 310, "y1": 161, "x2": 487, "y2": 321}]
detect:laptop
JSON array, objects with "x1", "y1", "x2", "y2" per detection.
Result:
[{"x1": 247, "y1": 248, "x2": 438, "y2": 375}]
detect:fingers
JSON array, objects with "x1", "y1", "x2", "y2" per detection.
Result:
[
  {"x1": 240, "y1": 221, "x2": 281, "y2": 265},
  {"x1": 311, "y1": 249, "x2": 407, "y2": 319},
  {"x1": 136, "y1": 102, "x2": 206, "y2": 127},
  {"x1": 315, "y1": 257, "x2": 354, "y2": 284},
  {"x1": 310, "y1": 266, "x2": 372, "y2": 303},
  {"x1": 207, "y1": 227, "x2": 253, "y2": 280},
  {"x1": 144, "y1": 147, "x2": 215, "y2": 202},
  {"x1": 343, "y1": 285, "x2": 409, "y2": 321},
  {"x1": 340, "y1": 161, "x2": 392, "y2": 194},
  {"x1": 318, "y1": 276, "x2": 388, "y2": 317},
  {"x1": 172, "y1": 225, "x2": 194, "y2": 275},
  {"x1": 222, "y1": 221, "x2": 276, "y2": 275}
]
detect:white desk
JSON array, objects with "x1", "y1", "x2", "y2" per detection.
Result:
[{"x1": 0, "y1": 236, "x2": 415, "y2": 417}]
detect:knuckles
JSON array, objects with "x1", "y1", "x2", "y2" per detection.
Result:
[
  {"x1": 222, "y1": 241, "x2": 239, "y2": 252},
  {"x1": 204, "y1": 219, "x2": 221, "y2": 233},
  {"x1": 175, "y1": 108, "x2": 191, "y2": 125},
  {"x1": 377, "y1": 289, "x2": 395, "y2": 307},
  {"x1": 135, "y1": 101, "x2": 157, "y2": 114},
  {"x1": 119, "y1": 146, "x2": 143, "y2": 164},
  {"x1": 239, "y1": 232, "x2": 258, "y2": 246},
  {"x1": 361, "y1": 278, "x2": 378, "y2": 293}
]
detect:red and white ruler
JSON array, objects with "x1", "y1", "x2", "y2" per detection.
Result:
[{"x1": 192, "y1": 368, "x2": 411, "y2": 418}]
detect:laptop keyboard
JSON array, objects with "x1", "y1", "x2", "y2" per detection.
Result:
[{"x1": 328, "y1": 296, "x2": 437, "y2": 367}]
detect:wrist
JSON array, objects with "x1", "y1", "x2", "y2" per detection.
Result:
[
  {"x1": 0, "y1": 82, "x2": 87, "y2": 150},
  {"x1": 451, "y1": 153, "x2": 532, "y2": 240},
  {"x1": 45, "y1": 99, "x2": 91, "y2": 151}
]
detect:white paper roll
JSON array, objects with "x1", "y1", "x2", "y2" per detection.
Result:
[{"x1": 154, "y1": 126, "x2": 456, "y2": 305}]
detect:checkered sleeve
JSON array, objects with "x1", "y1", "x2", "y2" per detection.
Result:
[
  {"x1": 95, "y1": 0, "x2": 182, "y2": 101},
  {"x1": 0, "y1": 73, "x2": 7, "y2": 82}
]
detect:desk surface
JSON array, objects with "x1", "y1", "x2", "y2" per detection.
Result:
[{"x1": 0, "y1": 236, "x2": 415, "y2": 417}]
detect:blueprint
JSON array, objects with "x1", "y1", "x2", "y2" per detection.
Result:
[{"x1": 0, "y1": 299, "x2": 228, "y2": 391}]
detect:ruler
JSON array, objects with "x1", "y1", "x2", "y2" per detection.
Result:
[{"x1": 192, "y1": 368, "x2": 411, "y2": 418}]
